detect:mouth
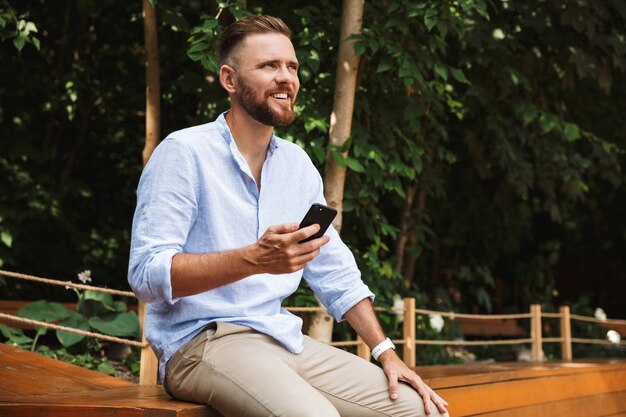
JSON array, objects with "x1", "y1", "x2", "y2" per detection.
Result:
[{"x1": 269, "y1": 91, "x2": 291, "y2": 101}]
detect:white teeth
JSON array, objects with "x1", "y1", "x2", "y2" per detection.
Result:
[{"x1": 272, "y1": 93, "x2": 288, "y2": 99}]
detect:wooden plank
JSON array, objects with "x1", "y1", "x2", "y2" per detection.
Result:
[
  {"x1": 475, "y1": 392, "x2": 626, "y2": 417},
  {"x1": 1, "y1": 342, "x2": 625, "y2": 417},
  {"x1": 0, "y1": 343, "x2": 217, "y2": 416},
  {"x1": 0, "y1": 356, "x2": 107, "y2": 394},
  {"x1": 438, "y1": 367, "x2": 626, "y2": 416},
  {"x1": 0, "y1": 404, "x2": 147, "y2": 417},
  {"x1": 456, "y1": 318, "x2": 526, "y2": 337},
  {"x1": 0, "y1": 343, "x2": 134, "y2": 389},
  {"x1": 417, "y1": 361, "x2": 626, "y2": 389}
]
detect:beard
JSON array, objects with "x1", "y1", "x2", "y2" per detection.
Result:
[{"x1": 237, "y1": 76, "x2": 296, "y2": 127}]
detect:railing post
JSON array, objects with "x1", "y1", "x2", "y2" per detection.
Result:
[
  {"x1": 403, "y1": 297, "x2": 416, "y2": 368},
  {"x1": 559, "y1": 305, "x2": 572, "y2": 361},
  {"x1": 138, "y1": 300, "x2": 158, "y2": 385},
  {"x1": 530, "y1": 304, "x2": 543, "y2": 362},
  {"x1": 356, "y1": 335, "x2": 371, "y2": 361}
]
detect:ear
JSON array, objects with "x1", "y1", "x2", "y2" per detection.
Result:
[{"x1": 219, "y1": 64, "x2": 237, "y2": 94}]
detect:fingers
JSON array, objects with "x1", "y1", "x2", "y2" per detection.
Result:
[
  {"x1": 291, "y1": 223, "x2": 320, "y2": 243},
  {"x1": 415, "y1": 384, "x2": 432, "y2": 415},
  {"x1": 429, "y1": 388, "x2": 449, "y2": 414},
  {"x1": 256, "y1": 224, "x2": 329, "y2": 274},
  {"x1": 387, "y1": 369, "x2": 399, "y2": 400},
  {"x1": 397, "y1": 372, "x2": 449, "y2": 415},
  {"x1": 266, "y1": 223, "x2": 299, "y2": 234}
]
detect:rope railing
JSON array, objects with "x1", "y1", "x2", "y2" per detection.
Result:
[
  {"x1": 0, "y1": 313, "x2": 148, "y2": 348},
  {"x1": 0, "y1": 269, "x2": 153, "y2": 383},
  {"x1": 570, "y1": 337, "x2": 626, "y2": 346},
  {"x1": 1, "y1": 269, "x2": 625, "y2": 386},
  {"x1": 0, "y1": 269, "x2": 135, "y2": 297},
  {"x1": 414, "y1": 308, "x2": 532, "y2": 320},
  {"x1": 414, "y1": 338, "x2": 533, "y2": 346},
  {"x1": 570, "y1": 313, "x2": 626, "y2": 326}
]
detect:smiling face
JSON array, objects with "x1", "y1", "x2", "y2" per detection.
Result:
[{"x1": 229, "y1": 33, "x2": 300, "y2": 127}]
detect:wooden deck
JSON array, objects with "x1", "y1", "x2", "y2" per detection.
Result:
[{"x1": 0, "y1": 342, "x2": 625, "y2": 416}]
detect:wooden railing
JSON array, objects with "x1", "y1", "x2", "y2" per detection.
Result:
[
  {"x1": 0, "y1": 270, "x2": 624, "y2": 388},
  {"x1": 284, "y1": 300, "x2": 625, "y2": 366}
]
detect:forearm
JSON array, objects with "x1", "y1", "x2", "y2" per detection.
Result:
[
  {"x1": 170, "y1": 223, "x2": 327, "y2": 298},
  {"x1": 171, "y1": 245, "x2": 258, "y2": 297},
  {"x1": 343, "y1": 298, "x2": 387, "y2": 349}
]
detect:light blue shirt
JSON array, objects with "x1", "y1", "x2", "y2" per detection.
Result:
[{"x1": 128, "y1": 113, "x2": 374, "y2": 383}]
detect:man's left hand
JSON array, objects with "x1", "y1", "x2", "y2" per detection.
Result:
[{"x1": 379, "y1": 350, "x2": 449, "y2": 415}]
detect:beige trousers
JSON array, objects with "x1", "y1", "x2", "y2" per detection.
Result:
[{"x1": 166, "y1": 322, "x2": 449, "y2": 417}]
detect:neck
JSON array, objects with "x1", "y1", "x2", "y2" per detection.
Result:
[{"x1": 226, "y1": 106, "x2": 274, "y2": 162}]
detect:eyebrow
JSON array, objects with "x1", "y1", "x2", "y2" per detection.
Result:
[{"x1": 258, "y1": 59, "x2": 299, "y2": 67}]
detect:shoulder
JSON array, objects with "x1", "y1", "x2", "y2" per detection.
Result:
[
  {"x1": 274, "y1": 137, "x2": 315, "y2": 165},
  {"x1": 163, "y1": 120, "x2": 223, "y2": 149}
]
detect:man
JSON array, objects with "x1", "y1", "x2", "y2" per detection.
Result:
[{"x1": 129, "y1": 15, "x2": 449, "y2": 417}]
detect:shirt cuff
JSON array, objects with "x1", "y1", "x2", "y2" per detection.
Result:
[
  {"x1": 326, "y1": 284, "x2": 375, "y2": 323},
  {"x1": 147, "y1": 248, "x2": 181, "y2": 306}
]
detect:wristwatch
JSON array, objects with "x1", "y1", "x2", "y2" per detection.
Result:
[{"x1": 371, "y1": 337, "x2": 396, "y2": 361}]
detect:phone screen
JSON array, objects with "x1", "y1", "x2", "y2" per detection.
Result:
[{"x1": 298, "y1": 204, "x2": 337, "y2": 243}]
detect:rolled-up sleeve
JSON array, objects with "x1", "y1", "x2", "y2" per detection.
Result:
[
  {"x1": 128, "y1": 138, "x2": 198, "y2": 305},
  {"x1": 301, "y1": 167, "x2": 374, "y2": 322}
]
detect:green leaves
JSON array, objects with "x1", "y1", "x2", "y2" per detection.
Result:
[
  {"x1": 0, "y1": 3, "x2": 40, "y2": 52},
  {"x1": 563, "y1": 123, "x2": 581, "y2": 141},
  {"x1": 17, "y1": 300, "x2": 73, "y2": 323},
  {"x1": 89, "y1": 312, "x2": 139, "y2": 338},
  {"x1": 186, "y1": 2, "x2": 252, "y2": 74},
  {"x1": 0, "y1": 231, "x2": 11, "y2": 247},
  {"x1": 187, "y1": 15, "x2": 221, "y2": 74},
  {"x1": 11, "y1": 293, "x2": 139, "y2": 349},
  {"x1": 57, "y1": 313, "x2": 90, "y2": 347}
]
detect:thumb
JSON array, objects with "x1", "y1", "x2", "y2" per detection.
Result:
[{"x1": 387, "y1": 370, "x2": 399, "y2": 400}]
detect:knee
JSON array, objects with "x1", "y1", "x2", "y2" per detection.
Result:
[{"x1": 392, "y1": 384, "x2": 450, "y2": 417}]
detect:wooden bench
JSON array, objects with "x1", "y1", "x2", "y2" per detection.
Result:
[
  {"x1": 2, "y1": 342, "x2": 625, "y2": 416},
  {"x1": 0, "y1": 342, "x2": 216, "y2": 417},
  {"x1": 425, "y1": 360, "x2": 626, "y2": 416}
]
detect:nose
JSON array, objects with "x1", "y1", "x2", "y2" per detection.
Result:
[{"x1": 275, "y1": 64, "x2": 297, "y2": 85}]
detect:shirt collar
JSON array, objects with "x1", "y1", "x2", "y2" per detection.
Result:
[{"x1": 217, "y1": 111, "x2": 280, "y2": 158}]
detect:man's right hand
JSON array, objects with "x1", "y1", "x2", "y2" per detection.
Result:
[{"x1": 245, "y1": 223, "x2": 330, "y2": 275}]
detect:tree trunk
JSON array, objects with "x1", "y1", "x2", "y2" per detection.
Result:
[
  {"x1": 323, "y1": 0, "x2": 364, "y2": 234},
  {"x1": 139, "y1": 0, "x2": 160, "y2": 385},
  {"x1": 142, "y1": 0, "x2": 160, "y2": 166},
  {"x1": 402, "y1": 189, "x2": 426, "y2": 289},
  {"x1": 308, "y1": 0, "x2": 364, "y2": 344},
  {"x1": 394, "y1": 184, "x2": 418, "y2": 274}
]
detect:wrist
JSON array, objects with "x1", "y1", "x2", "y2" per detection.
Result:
[
  {"x1": 240, "y1": 244, "x2": 261, "y2": 275},
  {"x1": 371, "y1": 337, "x2": 395, "y2": 361}
]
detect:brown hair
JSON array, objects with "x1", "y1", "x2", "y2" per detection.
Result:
[{"x1": 217, "y1": 15, "x2": 292, "y2": 66}]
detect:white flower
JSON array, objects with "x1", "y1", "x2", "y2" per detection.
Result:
[
  {"x1": 429, "y1": 314, "x2": 444, "y2": 333},
  {"x1": 607, "y1": 330, "x2": 621, "y2": 344},
  {"x1": 392, "y1": 295, "x2": 404, "y2": 322},
  {"x1": 77, "y1": 270, "x2": 92, "y2": 284},
  {"x1": 492, "y1": 29, "x2": 505, "y2": 40},
  {"x1": 594, "y1": 308, "x2": 607, "y2": 321}
]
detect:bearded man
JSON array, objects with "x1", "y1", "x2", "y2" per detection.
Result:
[{"x1": 128, "y1": 15, "x2": 449, "y2": 417}]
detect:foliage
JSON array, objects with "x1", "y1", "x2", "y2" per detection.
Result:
[
  {"x1": 0, "y1": 0, "x2": 624, "y2": 368},
  {"x1": 0, "y1": 271, "x2": 140, "y2": 374},
  {"x1": 0, "y1": 0, "x2": 40, "y2": 52},
  {"x1": 0, "y1": 325, "x2": 136, "y2": 375}
]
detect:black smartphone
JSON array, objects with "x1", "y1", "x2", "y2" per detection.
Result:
[{"x1": 298, "y1": 203, "x2": 337, "y2": 243}]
